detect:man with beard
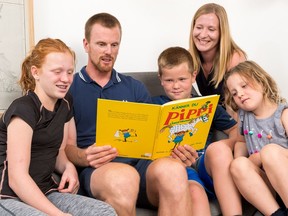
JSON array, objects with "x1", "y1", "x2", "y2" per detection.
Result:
[{"x1": 65, "y1": 13, "x2": 194, "y2": 216}]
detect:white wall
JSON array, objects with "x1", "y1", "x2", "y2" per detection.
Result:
[
  {"x1": 33, "y1": 0, "x2": 288, "y2": 99},
  {"x1": 0, "y1": 0, "x2": 26, "y2": 111}
]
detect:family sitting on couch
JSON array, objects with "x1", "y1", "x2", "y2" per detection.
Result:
[{"x1": 0, "y1": 5, "x2": 287, "y2": 216}]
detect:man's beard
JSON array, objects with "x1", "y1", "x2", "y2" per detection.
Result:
[{"x1": 92, "y1": 60, "x2": 113, "y2": 73}]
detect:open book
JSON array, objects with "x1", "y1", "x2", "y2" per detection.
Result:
[{"x1": 96, "y1": 95, "x2": 219, "y2": 159}]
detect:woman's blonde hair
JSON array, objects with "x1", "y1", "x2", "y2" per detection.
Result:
[
  {"x1": 189, "y1": 3, "x2": 246, "y2": 88},
  {"x1": 224, "y1": 60, "x2": 286, "y2": 112},
  {"x1": 19, "y1": 38, "x2": 75, "y2": 93}
]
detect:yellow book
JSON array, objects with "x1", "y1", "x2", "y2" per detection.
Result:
[{"x1": 96, "y1": 95, "x2": 219, "y2": 159}]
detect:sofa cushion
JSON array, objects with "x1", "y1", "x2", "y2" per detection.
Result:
[{"x1": 123, "y1": 72, "x2": 165, "y2": 97}]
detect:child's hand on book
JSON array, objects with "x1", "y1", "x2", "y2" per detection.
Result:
[
  {"x1": 171, "y1": 145, "x2": 199, "y2": 166},
  {"x1": 85, "y1": 145, "x2": 118, "y2": 168}
]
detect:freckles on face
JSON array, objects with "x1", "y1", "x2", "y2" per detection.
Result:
[{"x1": 39, "y1": 52, "x2": 75, "y2": 97}]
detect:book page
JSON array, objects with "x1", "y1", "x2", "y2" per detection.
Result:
[{"x1": 96, "y1": 99, "x2": 161, "y2": 159}]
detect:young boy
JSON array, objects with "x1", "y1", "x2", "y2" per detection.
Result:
[{"x1": 152, "y1": 47, "x2": 242, "y2": 215}]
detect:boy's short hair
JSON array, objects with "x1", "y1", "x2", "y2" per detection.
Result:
[{"x1": 158, "y1": 47, "x2": 194, "y2": 76}]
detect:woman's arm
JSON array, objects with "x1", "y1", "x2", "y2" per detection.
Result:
[
  {"x1": 7, "y1": 117, "x2": 69, "y2": 216},
  {"x1": 228, "y1": 51, "x2": 247, "y2": 71}
]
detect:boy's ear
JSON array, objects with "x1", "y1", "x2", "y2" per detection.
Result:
[
  {"x1": 191, "y1": 70, "x2": 197, "y2": 83},
  {"x1": 158, "y1": 73, "x2": 164, "y2": 86},
  {"x1": 192, "y1": 70, "x2": 197, "y2": 77}
]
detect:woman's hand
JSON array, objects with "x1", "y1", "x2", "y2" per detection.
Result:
[{"x1": 171, "y1": 144, "x2": 198, "y2": 166}]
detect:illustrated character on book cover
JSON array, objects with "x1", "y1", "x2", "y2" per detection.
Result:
[
  {"x1": 114, "y1": 128, "x2": 138, "y2": 142},
  {"x1": 160, "y1": 112, "x2": 209, "y2": 150}
]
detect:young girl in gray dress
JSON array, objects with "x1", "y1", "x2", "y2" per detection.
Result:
[{"x1": 224, "y1": 60, "x2": 288, "y2": 216}]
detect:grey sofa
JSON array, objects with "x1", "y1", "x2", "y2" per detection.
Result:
[{"x1": 124, "y1": 72, "x2": 261, "y2": 216}]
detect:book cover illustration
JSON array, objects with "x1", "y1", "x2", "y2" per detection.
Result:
[
  {"x1": 152, "y1": 98, "x2": 218, "y2": 159},
  {"x1": 96, "y1": 95, "x2": 219, "y2": 159},
  {"x1": 159, "y1": 112, "x2": 209, "y2": 150},
  {"x1": 113, "y1": 128, "x2": 138, "y2": 143}
]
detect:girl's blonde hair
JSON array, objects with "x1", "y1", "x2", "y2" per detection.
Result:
[
  {"x1": 19, "y1": 38, "x2": 75, "y2": 93},
  {"x1": 189, "y1": 3, "x2": 246, "y2": 88},
  {"x1": 224, "y1": 60, "x2": 286, "y2": 112}
]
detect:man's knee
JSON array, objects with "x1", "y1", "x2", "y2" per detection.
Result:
[
  {"x1": 90, "y1": 163, "x2": 140, "y2": 199},
  {"x1": 90, "y1": 163, "x2": 140, "y2": 214},
  {"x1": 148, "y1": 158, "x2": 186, "y2": 179}
]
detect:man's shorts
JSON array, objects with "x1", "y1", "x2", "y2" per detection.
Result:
[{"x1": 78, "y1": 157, "x2": 157, "y2": 210}]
